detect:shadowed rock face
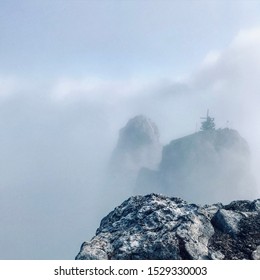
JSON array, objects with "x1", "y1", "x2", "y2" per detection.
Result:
[
  {"x1": 75, "y1": 194, "x2": 260, "y2": 260},
  {"x1": 137, "y1": 129, "x2": 257, "y2": 204}
]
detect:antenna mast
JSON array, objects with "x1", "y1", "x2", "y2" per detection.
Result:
[{"x1": 200, "y1": 109, "x2": 215, "y2": 131}]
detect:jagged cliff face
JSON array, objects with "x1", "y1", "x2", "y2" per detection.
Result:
[
  {"x1": 109, "y1": 115, "x2": 162, "y2": 188},
  {"x1": 137, "y1": 128, "x2": 257, "y2": 204},
  {"x1": 75, "y1": 194, "x2": 260, "y2": 260}
]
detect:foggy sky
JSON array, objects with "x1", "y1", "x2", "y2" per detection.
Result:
[{"x1": 0, "y1": 0, "x2": 260, "y2": 259}]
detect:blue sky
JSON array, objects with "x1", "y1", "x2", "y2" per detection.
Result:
[{"x1": 1, "y1": 0, "x2": 260, "y2": 260}]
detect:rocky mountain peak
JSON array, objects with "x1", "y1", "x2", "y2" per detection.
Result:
[
  {"x1": 108, "y1": 115, "x2": 162, "y2": 190},
  {"x1": 137, "y1": 128, "x2": 257, "y2": 204},
  {"x1": 116, "y1": 115, "x2": 160, "y2": 150}
]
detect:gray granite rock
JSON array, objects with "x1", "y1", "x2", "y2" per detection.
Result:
[
  {"x1": 76, "y1": 194, "x2": 260, "y2": 260},
  {"x1": 252, "y1": 246, "x2": 260, "y2": 260}
]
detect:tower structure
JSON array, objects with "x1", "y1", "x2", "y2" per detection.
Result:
[{"x1": 200, "y1": 110, "x2": 215, "y2": 131}]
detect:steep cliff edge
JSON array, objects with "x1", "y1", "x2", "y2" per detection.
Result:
[
  {"x1": 137, "y1": 128, "x2": 257, "y2": 203},
  {"x1": 75, "y1": 194, "x2": 260, "y2": 260}
]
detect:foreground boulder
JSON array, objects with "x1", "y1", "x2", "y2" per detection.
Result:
[{"x1": 76, "y1": 194, "x2": 260, "y2": 260}]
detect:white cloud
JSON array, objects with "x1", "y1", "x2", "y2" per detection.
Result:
[
  {"x1": 231, "y1": 27, "x2": 260, "y2": 48},
  {"x1": 200, "y1": 50, "x2": 221, "y2": 68},
  {"x1": 50, "y1": 77, "x2": 108, "y2": 101},
  {"x1": 50, "y1": 76, "x2": 167, "y2": 105},
  {"x1": 193, "y1": 27, "x2": 260, "y2": 91}
]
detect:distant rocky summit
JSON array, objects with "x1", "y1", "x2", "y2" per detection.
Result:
[
  {"x1": 109, "y1": 115, "x2": 162, "y2": 188},
  {"x1": 75, "y1": 194, "x2": 260, "y2": 260},
  {"x1": 108, "y1": 114, "x2": 256, "y2": 204},
  {"x1": 137, "y1": 128, "x2": 257, "y2": 204}
]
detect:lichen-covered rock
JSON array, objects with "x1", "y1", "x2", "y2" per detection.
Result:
[{"x1": 75, "y1": 194, "x2": 260, "y2": 260}]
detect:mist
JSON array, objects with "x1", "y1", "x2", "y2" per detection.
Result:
[
  {"x1": 1, "y1": 36, "x2": 260, "y2": 257},
  {"x1": 1, "y1": 1, "x2": 260, "y2": 260}
]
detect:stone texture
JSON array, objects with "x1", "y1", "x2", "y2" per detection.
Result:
[{"x1": 75, "y1": 194, "x2": 260, "y2": 260}]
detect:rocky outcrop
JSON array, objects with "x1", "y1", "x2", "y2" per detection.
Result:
[
  {"x1": 109, "y1": 115, "x2": 162, "y2": 188},
  {"x1": 75, "y1": 194, "x2": 260, "y2": 260},
  {"x1": 136, "y1": 129, "x2": 257, "y2": 204}
]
